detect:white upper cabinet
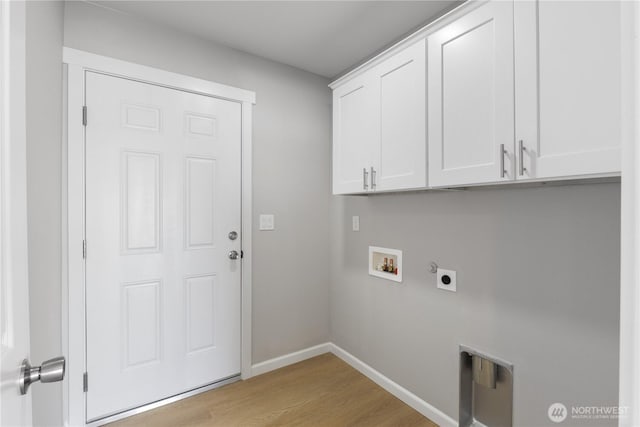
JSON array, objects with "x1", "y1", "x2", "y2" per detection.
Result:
[
  {"x1": 333, "y1": 0, "x2": 625, "y2": 193},
  {"x1": 514, "y1": 0, "x2": 622, "y2": 179},
  {"x1": 376, "y1": 39, "x2": 426, "y2": 192},
  {"x1": 332, "y1": 73, "x2": 377, "y2": 194},
  {"x1": 332, "y1": 39, "x2": 426, "y2": 195},
  {"x1": 428, "y1": 0, "x2": 515, "y2": 187}
]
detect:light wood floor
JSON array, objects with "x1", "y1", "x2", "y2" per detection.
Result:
[{"x1": 108, "y1": 353, "x2": 438, "y2": 427}]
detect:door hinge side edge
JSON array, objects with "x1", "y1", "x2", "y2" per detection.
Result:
[
  {"x1": 83, "y1": 372, "x2": 88, "y2": 392},
  {"x1": 82, "y1": 106, "x2": 87, "y2": 126},
  {"x1": 82, "y1": 240, "x2": 86, "y2": 259}
]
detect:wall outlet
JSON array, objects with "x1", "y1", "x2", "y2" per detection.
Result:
[
  {"x1": 352, "y1": 216, "x2": 360, "y2": 232},
  {"x1": 259, "y1": 214, "x2": 275, "y2": 231},
  {"x1": 437, "y1": 268, "x2": 457, "y2": 292}
]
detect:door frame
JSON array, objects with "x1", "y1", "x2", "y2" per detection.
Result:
[
  {"x1": 620, "y1": 1, "x2": 640, "y2": 425},
  {"x1": 0, "y1": 1, "x2": 33, "y2": 425},
  {"x1": 62, "y1": 48, "x2": 255, "y2": 426}
]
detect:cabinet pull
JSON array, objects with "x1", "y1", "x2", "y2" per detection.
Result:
[
  {"x1": 370, "y1": 167, "x2": 377, "y2": 190},
  {"x1": 500, "y1": 144, "x2": 507, "y2": 178},
  {"x1": 519, "y1": 140, "x2": 527, "y2": 176},
  {"x1": 363, "y1": 168, "x2": 369, "y2": 190}
]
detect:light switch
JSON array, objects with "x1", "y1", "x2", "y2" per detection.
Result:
[
  {"x1": 352, "y1": 216, "x2": 360, "y2": 232},
  {"x1": 259, "y1": 214, "x2": 275, "y2": 231}
]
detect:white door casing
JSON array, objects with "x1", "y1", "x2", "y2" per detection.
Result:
[
  {"x1": 428, "y1": 0, "x2": 515, "y2": 188},
  {"x1": 64, "y1": 49, "x2": 255, "y2": 426},
  {"x1": 0, "y1": 1, "x2": 32, "y2": 425},
  {"x1": 619, "y1": 1, "x2": 640, "y2": 425},
  {"x1": 85, "y1": 72, "x2": 242, "y2": 420}
]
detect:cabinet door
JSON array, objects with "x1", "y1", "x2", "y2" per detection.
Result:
[
  {"x1": 332, "y1": 74, "x2": 377, "y2": 194},
  {"x1": 428, "y1": 0, "x2": 515, "y2": 187},
  {"x1": 374, "y1": 39, "x2": 426, "y2": 191},
  {"x1": 515, "y1": 0, "x2": 621, "y2": 179}
]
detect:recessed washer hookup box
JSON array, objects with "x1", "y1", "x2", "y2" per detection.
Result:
[{"x1": 368, "y1": 246, "x2": 402, "y2": 283}]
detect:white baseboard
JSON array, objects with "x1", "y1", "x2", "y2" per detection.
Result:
[
  {"x1": 250, "y1": 342, "x2": 456, "y2": 427},
  {"x1": 330, "y1": 343, "x2": 456, "y2": 427},
  {"x1": 250, "y1": 342, "x2": 332, "y2": 377}
]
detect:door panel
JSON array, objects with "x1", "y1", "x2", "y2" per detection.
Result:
[
  {"x1": 443, "y1": 21, "x2": 494, "y2": 170},
  {"x1": 376, "y1": 39, "x2": 426, "y2": 191},
  {"x1": 122, "y1": 151, "x2": 161, "y2": 253},
  {"x1": 0, "y1": 2, "x2": 32, "y2": 424},
  {"x1": 515, "y1": 0, "x2": 621, "y2": 179},
  {"x1": 122, "y1": 281, "x2": 161, "y2": 368},
  {"x1": 428, "y1": 0, "x2": 514, "y2": 187},
  {"x1": 85, "y1": 72, "x2": 241, "y2": 421},
  {"x1": 332, "y1": 74, "x2": 376, "y2": 194},
  {"x1": 185, "y1": 157, "x2": 216, "y2": 249}
]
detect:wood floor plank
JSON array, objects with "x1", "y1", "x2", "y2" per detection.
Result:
[{"x1": 107, "y1": 353, "x2": 438, "y2": 427}]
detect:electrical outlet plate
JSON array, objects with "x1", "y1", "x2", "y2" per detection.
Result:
[
  {"x1": 437, "y1": 268, "x2": 457, "y2": 292},
  {"x1": 259, "y1": 214, "x2": 275, "y2": 231},
  {"x1": 352, "y1": 216, "x2": 360, "y2": 231}
]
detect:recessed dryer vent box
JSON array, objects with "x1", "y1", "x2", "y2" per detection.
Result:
[
  {"x1": 369, "y1": 246, "x2": 402, "y2": 283},
  {"x1": 460, "y1": 346, "x2": 513, "y2": 427}
]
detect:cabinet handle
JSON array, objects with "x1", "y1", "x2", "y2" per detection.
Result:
[
  {"x1": 519, "y1": 140, "x2": 527, "y2": 176},
  {"x1": 370, "y1": 167, "x2": 377, "y2": 190},
  {"x1": 363, "y1": 168, "x2": 369, "y2": 190},
  {"x1": 500, "y1": 144, "x2": 507, "y2": 178}
]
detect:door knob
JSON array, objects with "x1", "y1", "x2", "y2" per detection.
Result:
[
  {"x1": 20, "y1": 356, "x2": 66, "y2": 395},
  {"x1": 228, "y1": 250, "x2": 240, "y2": 260}
]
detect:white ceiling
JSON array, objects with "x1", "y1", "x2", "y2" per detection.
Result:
[{"x1": 88, "y1": 1, "x2": 461, "y2": 78}]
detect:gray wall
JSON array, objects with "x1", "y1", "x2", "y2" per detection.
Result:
[
  {"x1": 330, "y1": 183, "x2": 620, "y2": 426},
  {"x1": 22, "y1": 2, "x2": 331, "y2": 425},
  {"x1": 26, "y1": 3, "x2": 620, "y2": 427},
  {"x1": 25, "y1": 2, "x2": 64, "y2": 426},
  {"x1": 63, "y1": 1, "x2": 332, "y2": 365}
]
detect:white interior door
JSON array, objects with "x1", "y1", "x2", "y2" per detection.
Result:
[
  {"x1": 1, "y1": 1, "x2": 32, "y2": 425},
  {"x1": 85, "y1": 72, "x2": 242, "y2": 421},
  {"x1": 428, "y1": 0, "x2": 515, "y2": 187}
]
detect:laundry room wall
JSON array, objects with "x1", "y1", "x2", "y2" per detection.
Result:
[
  {"x1": 28, "y1": 3, "x2": 622, "y2": 427},
  {"x1": 63, "y1": 0, "x2": 331, "y2": 368},
  {"x1": 330, "y1": 183, "x2": 621, "y2": 426}
]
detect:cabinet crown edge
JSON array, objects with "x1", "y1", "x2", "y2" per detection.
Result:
[{"x1": 328, "y1": 0, "x2": 484, "y2": 90}]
